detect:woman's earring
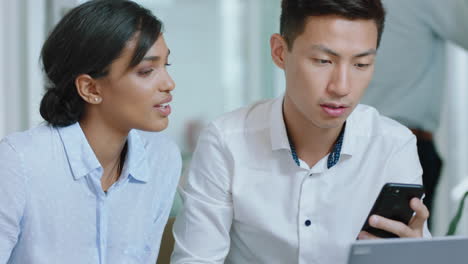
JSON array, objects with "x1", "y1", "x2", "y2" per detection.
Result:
[{"x1": 94, "y1": 97, "x2": 100, "y2": 102}]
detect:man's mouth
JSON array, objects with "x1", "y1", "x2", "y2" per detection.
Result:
[
  {"x1": 320, "y1": 103, "x2": 349, "y2": 117},
  {"x1": 321, "y1": 103, "x2": 348, "y2": 109}
]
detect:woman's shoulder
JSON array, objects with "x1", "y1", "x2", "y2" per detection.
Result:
[
  {"x1": 0, "y1": 124, "x2": 59, "y2": 176},
  {"x1": 1, "y1": 124, "x2": 57, "y2": 152}
]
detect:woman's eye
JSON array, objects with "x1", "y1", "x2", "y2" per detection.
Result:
[{"x1": 138, "y1": 69, "x2": 154, "y2": 76}]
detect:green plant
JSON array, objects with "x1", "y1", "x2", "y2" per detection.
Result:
[{"x1": 446, "y1": 191, "x2": 468, "y2": 236}]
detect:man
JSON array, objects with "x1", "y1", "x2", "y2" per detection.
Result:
[
  {"x1": 362, "y1": 0, "x2": 468, "y2": 228},
  {"x1": 171, "y1": 0, "x2": 430, "y2": 263}
]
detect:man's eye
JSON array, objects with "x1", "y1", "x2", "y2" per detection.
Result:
[
  {"x1": 314, "y1": 59, "x2": 332, "y2": 64},
  {"x1": 355, "y1": 63, "x2": 370, "y2": 68}
]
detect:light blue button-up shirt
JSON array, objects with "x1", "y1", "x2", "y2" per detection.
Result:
[{"x1": 0, "y1": 123, "x2": 181, "y2": 264}]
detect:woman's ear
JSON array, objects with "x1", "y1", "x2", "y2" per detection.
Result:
[
  {"x1": 270, "y1": 33, "x2": 288, "y2": 69},
  {"x1": 75, "y1": 74, "x2": 102, "y2": 104}
]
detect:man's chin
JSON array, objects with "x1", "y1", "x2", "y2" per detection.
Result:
[{"x1": 315, "y1": 117, "x2": 347, "y2": 130}]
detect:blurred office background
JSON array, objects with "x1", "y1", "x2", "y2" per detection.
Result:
[{"x1": 0, "y1": 0, "x2": 467, "y2": 237}]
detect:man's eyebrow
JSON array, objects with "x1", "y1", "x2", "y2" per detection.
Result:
[
  {"x1": 311, "y1": 44, "x2": 340, "y2": 57},
  {"x1": 141, "y1": 49, "x2": 171, "y2": 61},
  {"x1": 310, "y1": 44, "x2": 376, "y2": 58},
  {"x1": 354, "y1": 49, "x2": 377, "y2": 58}
]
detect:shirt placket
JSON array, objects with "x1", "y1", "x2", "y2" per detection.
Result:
[
  {"x1": 89, "y1": 168, "x2": 109, "y2": 264},
  {"x1": 98, "y1": 193, "x2": 108, "y2": 264},
  {"x1": 298, "y1": 169, "x2": 321, "y2": 264}
]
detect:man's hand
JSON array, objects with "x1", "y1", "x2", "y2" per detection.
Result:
[{"x1": 358, "y1": 198, "x2": 429, "y2": 239}]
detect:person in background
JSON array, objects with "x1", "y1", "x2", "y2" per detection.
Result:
[
  {"x1": 0, "y1": 1, "x2": 180, "y2": 263},
  {"x1": 171, "y1": 0, "x2": 430, "y2": 263},
  {"x1": 362, "y1": 0, "x2": 468, "y2": 229}
]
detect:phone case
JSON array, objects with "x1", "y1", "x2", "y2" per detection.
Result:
[{"x1": 361, "y1": 183, "x2": 425, "y2": 238}]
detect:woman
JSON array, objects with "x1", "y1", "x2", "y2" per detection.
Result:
[{"x1": 0, "y1": 1, "x2": 180, "y2": 263}]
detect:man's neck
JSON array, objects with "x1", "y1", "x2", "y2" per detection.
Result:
[{"x1": 283, "y1": 99, "x2": 344, "y2": 168}]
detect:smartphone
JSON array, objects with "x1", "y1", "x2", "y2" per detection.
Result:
[{"x1": 361, "y1": 182, "x2": 425, "y2": 238}]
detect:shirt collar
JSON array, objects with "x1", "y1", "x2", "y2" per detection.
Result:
[
  {"x1": 326, "y1": 124, "x2": 345, "y2": 168},
  {"x1": 269, "y1": 95, "x2": 355, "y2": 167},
  {"x1": 58, "y1": 123, "x2": 149, "y2": 182},
  {"x1": 123, "y1": 130, "x2": 150, "y2": 182},
  {"x1": 58, "y1": 123, "x2": 100, "y2": 180},
  {"x1": 270, "y1": 96, "x2": 291, "y2": 151},
  {"x1": 340, "y1": 107, "x2": 356, "y2": 156}
]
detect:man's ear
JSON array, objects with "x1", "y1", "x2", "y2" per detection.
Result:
[
  {"x1": 270, "y1": 33, "x2": 288, "y2": 69},
  {"x1": 75, "y1": 74, "x2": 102, "y2": 104}
]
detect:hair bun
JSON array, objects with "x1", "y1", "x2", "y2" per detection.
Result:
[{"x1": 40, "y1": 88, "x2": 83, "y2": 127}]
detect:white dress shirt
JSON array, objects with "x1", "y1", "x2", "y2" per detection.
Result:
[{"x1": 171, "y1": 96, "x2": 430, "y2": 264}]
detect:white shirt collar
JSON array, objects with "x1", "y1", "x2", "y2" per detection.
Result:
[{"x1": 269, "y1": 95, "x2": 355, "y2": 157}]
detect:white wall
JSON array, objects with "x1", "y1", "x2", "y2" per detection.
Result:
[
  {"x1": 0, "y1": 0, "x2": 46, "y2": 138},
  {"x1": 1, "y1": 0, "x2": 24, "y2": 138},
  {"x1": 221, "y1": 0, "x2": 245, "y2": 111},
  {"x1": 139, "y1": 0, "x2": 285, "y2": 153},
  {"x1": 25, "y1": 0, "x2": 47, "y2": 128},
  {"x1": 142, "y1": 0, "x2": 226, "y2": 153},
  {"x1": 0, "y1": 0, "x2": 6, "y2": 137}
]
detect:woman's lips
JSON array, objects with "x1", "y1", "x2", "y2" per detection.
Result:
[
  {"x1": 154, "y1": 95, "x2": 172, "y2": 117},
  {"x1": 154, "y1": 103, "x2": 171, "y2": 116}
]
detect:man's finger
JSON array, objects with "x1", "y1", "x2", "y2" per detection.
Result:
[
  {"x1": 409, "y1": 198, "x2": 430, "y2": 230},
  {"x1": 369, "y1": 215, "x2": 412, "y2": 237},
  {"x1": 357, "y1": 230, "x2": 380, "y2": 240}
]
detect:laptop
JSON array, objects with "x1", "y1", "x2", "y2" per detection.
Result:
[{"x1": 347, "y1": 236, "x2": 468, "y2": 264}]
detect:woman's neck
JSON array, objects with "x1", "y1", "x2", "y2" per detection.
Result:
[{"x1": 79, "y1": 115, "x2": 128, "y2": 191}]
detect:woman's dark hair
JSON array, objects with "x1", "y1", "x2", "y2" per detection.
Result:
[
  {"x1": 40, "y1": 0, "x2": 163, "y2": 127},
  {"x1": 280, "y1": 0, "x2": 386, "y2": 50}
]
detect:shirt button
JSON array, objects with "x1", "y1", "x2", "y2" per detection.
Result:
[{"x1": 305, "y1": 220, "x2": 311, "y2": 226}]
